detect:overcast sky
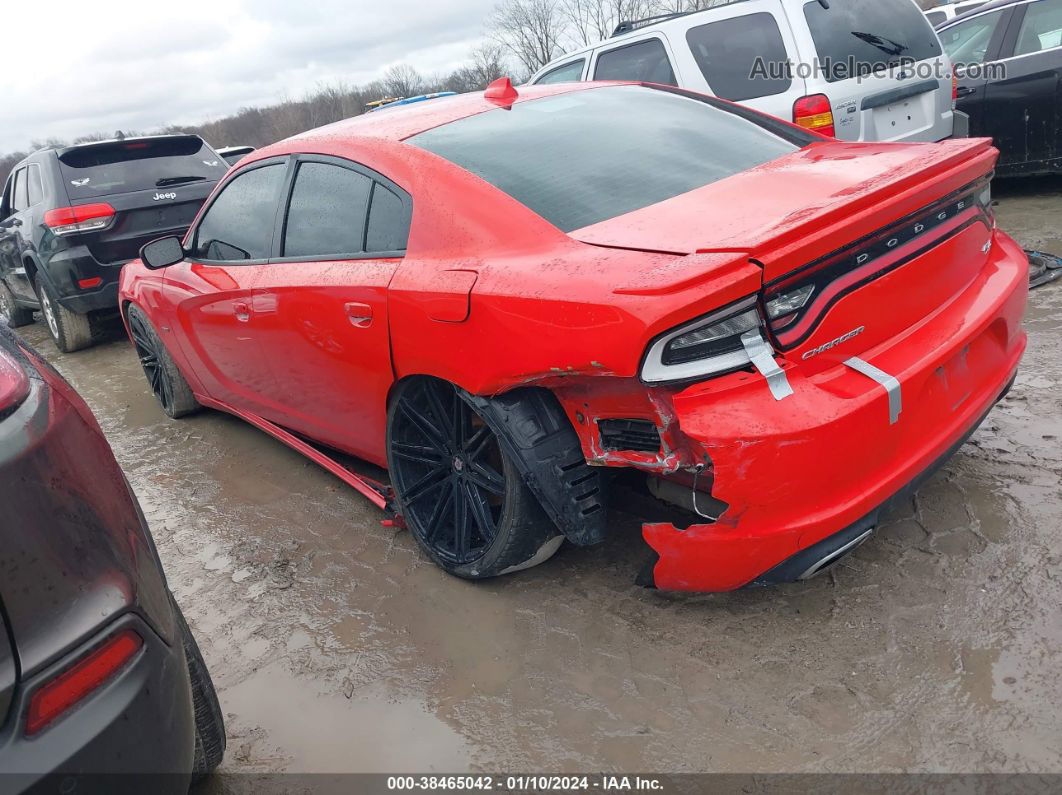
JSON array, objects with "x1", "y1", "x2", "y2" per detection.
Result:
[{"x1": 1, "y1": 0, "x2": 496, "y2": 153}]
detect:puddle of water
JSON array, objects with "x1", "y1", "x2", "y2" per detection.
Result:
[{"x1": 222, "y1": 662, "x2": 471, "y2": 773}]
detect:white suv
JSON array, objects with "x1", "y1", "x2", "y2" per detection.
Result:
[{"x1": 529, "y1": 0, "x2": 958, "y2": 143}]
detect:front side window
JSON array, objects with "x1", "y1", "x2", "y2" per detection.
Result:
[
  {"x1": 686, "y1": 13, "x2": 792, "y2": 101},
  {"x1": 593, "y1": 39, "x2": 676, "y2": 85},
  {"x1": 192, "y1": 163, "x2": 286, "y2": 261},
  {"x1": 940, "y1": 10, "x2": 1006, "y2": 65},
  {"x1": 282, "y1": 162, "x2": 372, "y2": 258},
  {"x1": 1014, "y1": 0, "x2": 1062, "y2": 57},
  {"x1": 411, "y1": 85, "x2": 804, "y2": 232},
  {"x1": 804, "y1": 0, "x2": 943, "y2": 82},
  {"x1": 536, "y1": 59, "x2": 585, "y2": 84}
]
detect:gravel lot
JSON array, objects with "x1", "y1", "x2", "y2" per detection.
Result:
[{"x1": 14, "y1": 175, "x2": 1062, "y2": 779}]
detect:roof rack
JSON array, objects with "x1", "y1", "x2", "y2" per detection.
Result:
[{"x1": 611, "y1": 0, "x2": 755, "y2": 37}]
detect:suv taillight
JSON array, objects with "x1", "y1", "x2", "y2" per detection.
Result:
[
  {"x1": 793, "y1": 94, "x2": 835, "y2": 138},
  {"x1": 0, "y1": 347, "x2": 30, "y2": 416},
  {"x1": 952, "y1": 74, "x2": 959, "y2": 106},
  {"x1": 43, "y1": 203, "x2": 115, "y2": 236}
]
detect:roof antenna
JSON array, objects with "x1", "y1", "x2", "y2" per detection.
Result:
[
  {"x1": 817, "y1": 0, "x2": 830, "y2": 7},
  {"x1": 484, "y1": 77, "x2": 519, "y2": 108}
]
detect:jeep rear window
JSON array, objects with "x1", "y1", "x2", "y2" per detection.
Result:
[
  {"x1": 57, "y1": 137, "x2": 228, "y2": 199},
  {"x1": 410, "y1": 85, "x2": 805, "y2": 232},
  {"x1": 804, "y1": 0, "x2": 943, "y2": 83}
]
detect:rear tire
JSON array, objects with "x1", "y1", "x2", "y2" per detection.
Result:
[
  {"x1": 0, "y1": 281, "x2": 34, "y2": 327},
  {"x1": 172, "y1": 599, "x2": 225, "y2": 781},
  {"x1": 126, "y1": 303, "x2": 200, "y2": 418},
  {"x1": 36, "y1": 278, "x2": 92, "y2": 352},
  {"x1": 387, "y1": 377, "x2": 562, "y2": 580}
]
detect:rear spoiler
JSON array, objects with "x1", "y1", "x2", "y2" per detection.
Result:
[{"x1": 56, "y1": 135, "x2": 206, "y2": 159}]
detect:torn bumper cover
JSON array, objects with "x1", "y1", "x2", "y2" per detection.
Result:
[{"x1": 642, "y1": 245, "x2": 1028, "y2": 592}]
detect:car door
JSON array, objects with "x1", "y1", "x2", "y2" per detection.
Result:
[
  {"x1": 0, "y1": 168, "x2": 35, "y2": 301},
  {"x1": 590, "y1": 35, "x2": 680, "y2": 87},
  {"x1": 249, "y1": 156, "x2": 411, "y2": 464},
  {"x1": 939, "y1": 6, "x2": 1015, "y2": 139},
  {"x1": 159, "y1": 158, "x2": 288, "y2": 413},
  {"x1": 984, "y1": 0, "x2": 1062, "y2": 171}
]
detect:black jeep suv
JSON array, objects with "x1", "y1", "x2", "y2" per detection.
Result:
[{"x1": 0, "y1": 135, "x2": 228, "y2": 352}]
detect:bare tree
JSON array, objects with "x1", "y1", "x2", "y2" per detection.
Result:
[
  {"x1": 489, "y1": 0, "x2": 566, "y2": 75},
  {"x1": 560, "y1": 0, "x2": 658, "y2": 45},
  {"x1": 382, "y1": 64, "x2": 425, "y2": 98}
]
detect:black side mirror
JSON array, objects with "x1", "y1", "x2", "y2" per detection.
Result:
[{"x1": 140, "y1": 236, "x2": 185, "y2": 270}]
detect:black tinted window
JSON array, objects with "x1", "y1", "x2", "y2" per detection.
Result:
[
  {"x1": 283, "y1": 163, "x2": 372, "y2": 258},
  {"x1": 412, "y1": 85, "x2": 802, "y2": 232},
  {"x1": 1015, "y1": 0, "x2": 1062, "y2": 57},
  {"x1": 11, "y1": 170, "x2": 28, "y2": 212},
  {"x1": 366, "y1": 184, "x2": 408, "y2": 252},
  {"x1": 193, "y1": 164, "x2": 285, "y2": 261},
  {"x1": 536, "y1": 59, "x2": 585, "y2": 84},
  {"x1": 805, "y1": 0, "x2": 943, "y2": 82},
  {"x1": 940, "y1": 10, "x2": 1005, "y2": 65},
  {"x1": 27, "y1": 165, "x2": 43, "y2": 205},
  {"x1": 925, "y1": 10, "x2": 947, "y2": 26},
  {"x1": 594, "y1": 39, "x2": 676, "y2": 85},
  {"x1": 58, "y1": 136, "x2": 227, "y2": 199},
  {"x1": 687, "y1": 13, "x2": 792, "y2": 101}
]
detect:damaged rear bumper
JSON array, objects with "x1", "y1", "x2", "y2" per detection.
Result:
[{"x1": 639, "y1": 231, "x2": 1028, "y2": 592}]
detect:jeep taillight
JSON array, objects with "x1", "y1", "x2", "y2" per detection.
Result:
[
  {"x1": 43, "y1": 203, "x2": 116, "y2": 236},
  {"x1": 793, "y1": 94, "x2": 835, "y2": 138}
]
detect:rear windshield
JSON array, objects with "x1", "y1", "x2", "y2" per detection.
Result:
[
  {"x1": 804, "y1": 0, "x2": 943, "y2": 83},
  {"x1": 410, "y1": 85, "x2": 805, "y2": 232},
  {"x1": 58, "y1": 137, "x2": 228, "y2": 199}
]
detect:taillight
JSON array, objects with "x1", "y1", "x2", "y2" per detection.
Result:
[
  {"x1": 793, "y1": 94, "x2": 835, "y2": 138},
  {"x1": 43, "y1": 203, "x2": 115, "y2": 237},
  {"x1": 0, "y1": 348, "x2": 30, "y2": 416},
  {"x1": 25, "y1": 629, "x2": 142, "y2": 735},
  {"x1": 952, "y1": 74, "x2": 959, "y2": 106}
]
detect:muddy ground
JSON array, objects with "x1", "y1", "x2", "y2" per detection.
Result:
[{"x1": 15, "y1": 176, "x2": 1062, "y2": 778}]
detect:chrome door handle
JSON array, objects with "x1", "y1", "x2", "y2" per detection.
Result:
[{"x1": 233, "y1": 301, "x2": 251, "y2": 322}]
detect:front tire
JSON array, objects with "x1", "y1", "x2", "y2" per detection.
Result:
[
  {"x1": 126, "y1": 304, "x2": 200, "y2": 418},
  {"x1": 36, "y1": 279, "x2": 92, "y2": 352},
  {"x1": 387, "y1": 377, "x2": 562, "y2": 579},
  {"x1": 0, "y1": 281, "x2": 34, "y2": 327}
]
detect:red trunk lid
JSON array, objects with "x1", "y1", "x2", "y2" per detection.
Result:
[{"x1": 569, "y1": 138, "x2": 998, "y2": 282}]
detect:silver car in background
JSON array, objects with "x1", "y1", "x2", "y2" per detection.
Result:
[{"x1": 530, "y1": 0, "x2": 958, "y2": 143}]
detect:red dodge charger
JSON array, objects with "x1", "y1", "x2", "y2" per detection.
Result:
[{"x1": 119, "y1": 80, "x2": 1028, "y2": 592}]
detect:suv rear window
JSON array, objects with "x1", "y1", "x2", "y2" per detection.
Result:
[
  {"x1": 804, "y1": 0, "x2": 943, "y2": 83},
  {"x1": 58, "y1": 136, "x2": 228, "y2": 199},
  {"x1": 411, "y1": 85, "x2": 805, "y2": 232}
]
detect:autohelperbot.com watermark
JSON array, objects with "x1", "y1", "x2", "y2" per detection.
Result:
[{"x1": 750, "y1": 56, "x2": 1007, "y2": 84}]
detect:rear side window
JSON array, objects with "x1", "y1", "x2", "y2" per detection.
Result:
[
  {"x1": 58, "y1": 137, "x2": 228, "y2": 199},
  {"x1": 536, "y1": 59, "x2": 585, "y2": 84},
  {"x1": 686, "y1": 13, "x2": 792, "y2": 101},
  {"x1": 11, "y1": 170, "x2": 28, "y2": 212},
  {"x1": 1014, "y1": 0, "x2": 1062, "y2": 57},
  {"x1": 593, "y1": 39, "x2": 676, "y2": 85},
  {"x1": 283, "y1": 163, "x2": 372, "y2": 258},
  {"x1": 804, "y1": 0, "x2": 943, "y2": 82},
  {"x1": 366, "y1": 184, "x2": 409, "y2": 252},
  {"x1": 940, "y1": 10, "x2": 1006, "y2": 65},
  {"x1": 192, "y1": 164, "x2": 286, "y2": 261},
  {"x1": 411, "y1": 85, "x2": 804, "y2": 232},
  {"x1": 27, "y1": 165, "x2": 43, "y2": 206}
]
